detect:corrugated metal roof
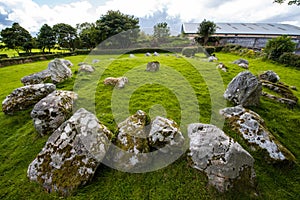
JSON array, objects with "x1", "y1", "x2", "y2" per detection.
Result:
[{"x1": 182, "y1": 23, "x2": 300, "y2": 36}]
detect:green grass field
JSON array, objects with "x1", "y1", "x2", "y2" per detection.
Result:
[{"x1": 0, "y1": 52, "x2": 299, "y2": 199}]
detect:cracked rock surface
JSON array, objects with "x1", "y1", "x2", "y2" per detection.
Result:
[
  {"x1": 188, "y1": 123, "x2": 255, "y2": 192},
  {"x1": 27, "y1": 108, "x2": 112, "y2": 196},
  {"x1": 31, "y1": 90, "x2": 78, "y2": 136},
  {"x1": 2, "y1": 83, "x2": 56, "y2": 114},
  {"x1": 48, "y1": 58, "x2": 72, "y2": 84},
  {"x1": 220, "y1": 105, "x2": 295, "y2": 163}
]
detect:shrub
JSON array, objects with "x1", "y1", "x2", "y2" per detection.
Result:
[
  {"x1": 265, "y1": 35, "x2": 296, "y2": 61},
  {"x1": 182, "y1": 47, "x2": 198, "y2": 57},
  {"x1": 279, "y1": 52, "x2": 300, "y2": 68},
  {"x1": 205, "y1": 46, "x2": 215, "y2": 55}
]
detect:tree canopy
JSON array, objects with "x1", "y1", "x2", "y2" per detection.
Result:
[
  {"x1": 0, "y1": 22, "x2": 33, "y2": 54},
  {"x1": 153, "y1": 22, "x2": 170, "y2": 43},
  {"x1": 197, "y1": 19, "x2": 217, "y2": 46},
  {"x1": 76, "y1": 22, "x2": 98, "y2": 49},
  {"x1": 274, "y1": 0, "x2": 300, "y2": 5},
  {"x1": 95, "y1": 10, "x2": 139, "y2": 47},
  {"x1": 53, "y1": 23, "x2": 77, "y2": 51},
  {"x1": 37, "y1": 24, "x2": 56, "y2": 52}
]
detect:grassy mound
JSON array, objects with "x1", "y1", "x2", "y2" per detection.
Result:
[{"x1": 0, "y1": 53, "x2": 299, "y2": 199}]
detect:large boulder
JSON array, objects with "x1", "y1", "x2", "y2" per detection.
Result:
[
  {"x1": 27, "y1": 108, "x2": 112, "y2": 195},
  {"x1": 220, "y1": 106, "x2": 296, "y2": 163},
  {"x1": 188, "y1": 123, "x2": 256, "y2": 192},
  {"x1": 146, "y1": 61, "x2": 160, "y2": 72},
  {"x1": 111, "y1": 110, "x2": 150, "y2": 171},
  {"x1": 21, "y1": 70, "x2": 51, "y2": 85},
  {"x1": 148, "y1": 116, "x2": 184, "y2": 152},
  {"x1": 224, "y1": 71, "x2": 262, "y2": 107},
  {"x1": 48, "y1": 58, "x2": 72, "y2": 84},
  {"x1": 31, "y1": 90, "x2": 78, "y2": 136},
  {"x1": 2, "y1": 83, "x2": 56, "y2": 115},
  {"x1": 259, "y1": 70, "x2": 280, "y2": 83}
]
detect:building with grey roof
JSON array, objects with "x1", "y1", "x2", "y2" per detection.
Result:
[{"x1": 181, "y1": 22, "x2": 300, "y2": 50}]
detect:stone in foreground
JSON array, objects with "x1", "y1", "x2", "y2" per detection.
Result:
[
  {"x1": 110, "y1": 110, "x2": 150, "y2": 171},
  {"x1": 27, "y1": 108, "x2": 112, "y2": 196},
  {"x1": 2, "y1": 83, "x2": 56, "y2": 114},
  {"x1": 188, "y1": 123, "x2": 256, "y2": 192},
  {"x1": 146, "y1": 61, "x2": 160, "y2": 72},
  {"x1": 224, "y1": 71, "x2": 262, "y2": 107},
  {"x1": 21, "y1": 70, "x2": 51, "y2": 85},
  {"x1": 31, "y1": 90, "x2": 78, "y2": 136},
  {"x1": 148, "y1": 116, "x2": 184, "y2": 153},
  {"x1": 220, "y1": 106, "x2": 296, "y2": 163}
]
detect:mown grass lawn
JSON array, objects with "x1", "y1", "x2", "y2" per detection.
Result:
[{"x1": 0, "y1": 52, "x2": 299, "y2": 199}]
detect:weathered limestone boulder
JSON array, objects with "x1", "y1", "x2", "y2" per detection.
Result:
[
  {"x1": 31, "y1": 90, "x2": 78, "y2": 136},
  {"x1": 220, "y1": 106, "x2": 296, "y2": 163},
  {"x1": 61, "y1": 59, "x2": 73, "y2": 67},
  {"x1": 27, "y1": 108, "x2": 112, "y2": 195},
  {"x1": 188, "y1": 123, "x2": 256, "y2": 192},
  {"x1": 259, "y1": 70, "x2": 280, "y2": 83},
  {"x1": 216, "y1": 63, "x2": 227, "y2": 72},
  {"x1": 103, "y1": 77, "x2": 129, "y2": 89},
  {"x1": 146, "y1": 61, "x2": 160, "y2": 72},
  {"x1": 21, "y1": 70, "x2": 51, "y2": 85},
  {"x1": 111, "y1": 110, "x2": 150, "y2": 171},
  {"x1": 208, "y1": 56, "x2": 218, "y2": 62},
  {"x1": 233, "y1": 59, "x2": 249, "y2": 65},
  {"x1": 79, "y1": 64, "x2": 95, "y2": 73},
  {"x1": 148, "y1": 116, "x2": 184, "y2": 152},
  {"x1": 2, "y1": 83, "x2": 56, "y2": 115},
  {"x1": 224, "y1": 71, "x2": 262, "y2": 106},
  {"x1": 48, "y1": 58, "x2": 72, "y2": 84}
]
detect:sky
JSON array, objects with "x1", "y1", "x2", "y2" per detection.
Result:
[{"x1": 0, "y1": 0, "x2": 299, "y2": 35}]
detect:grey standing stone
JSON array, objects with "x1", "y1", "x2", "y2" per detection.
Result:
[
  {"x1": 146, "y1": 61, "x2": 160, "y2": 72},
  {"x1": 48, "y1": 58, "x2": 72, "y2": 84}
]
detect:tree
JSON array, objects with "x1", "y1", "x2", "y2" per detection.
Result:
[
  {"x1": 265, "y1": 35, "x2": 296, "y2": 61},
  {"x1": 95, "y1": 10, "x2": 139, "y2": 48},
  {"x1": 37, "y1": 24, "x2": 56, "y2": 52},
  {"x1": 0, "y1": 22, "x2": 33, "y2": 54},
  {"x1": 197, "y1": 19, "x2": 217, "y2": 46},
  {"x1": 77, "y1": 22, "x2": 98, "y2": 49},
  {"x1": 274, "y1": 0, "x2": 300, "y2": 5},
  {"x1": 53, "y1": 23, "x2": 77, "y2": 51},
  {"x1": 153, "y1": 22, "x2": 170, "y2": 43}
]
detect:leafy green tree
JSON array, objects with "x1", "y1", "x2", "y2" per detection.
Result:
[
  {"x1": 95, "y1": 10, "x2": 139, "y2": 48},
  {"x1": 37, "y1": 24, "x2": 56, "y2": 53},
  {"x1": 265, "y1": 35, "x2": 296, "y2": 61},
  {"x1": 153, "y1": 22, "x2": 170, "y2": 43},
  {"x1": 274, "y1": 0, "x2": 300, "y2": 5},
  {"x1": 197, "y1": 19, "x2": 217, "y2": 46},
  {"x1": 0, "y1": 22, "x2": 33, "y2": 54},
  {"x1": 53, "y1": 23, "x2": 77, "y2": 51},
  {"x1": 77, "y1": 22, "x2": 98, "y2": 49}
]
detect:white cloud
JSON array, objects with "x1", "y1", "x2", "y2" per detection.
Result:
[{"x1": 0, "y1": 0, "x2": 299, "y2": 34}]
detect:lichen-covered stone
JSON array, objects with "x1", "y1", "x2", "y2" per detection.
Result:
[
  {"x1": 216, "y1": 63, "x2": 227, "y2": 72},
  {"x1": 224, "y1": 71, "x2": 262, "y2": 107},
  {"x1": 27, "y1": 108, "x2": 112, "y2": 196},
  {"x1": 220, "y1": 106, "x2": 296, "y2": 163},
  {"x1": 61, "y1": 59, "x2": 74, "y2": 67},
  {"x1": 111, "y1": 110, "x2": 150, "y2": 171},
  {"x1": 21, "y1": 70, "x2": 51, "y2": 85},
  {"x1": 2, "y1": 83, "x2": 56, "y2": 115},
  {"x1": 146, "y1": 61, "x2": 160, "y2": 72},
  {"x1": 31, "y1": 90, "x2": 78, "y2": 136},
  {"x1": 233, "y1": 59, "x2": 249, "y2": 65},
  {"x1": 103, "y1": 77, "x2": 129, "y2": 89},
  {"x1": 48, "y1": 58, "x2": 72, "y2": 84},
  {"x1": 148, "y1": 116, "x2": 184, "y2": 152},
  {"x1": 238, "y1": 63, "x2": 249, "y2": 69},
  {"x1": 259, "y1": 70, "x2": 280, "y2": 83},
  {"x1": 79, "y1": 64, "x2": 95, "y2": 73},
  {"x1": 188, "y1": 123, "x2": 256, "y2": 192}
]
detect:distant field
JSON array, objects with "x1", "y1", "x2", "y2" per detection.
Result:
[{"x1": 0, "y1": 53, "x2": 299, "y2": 199}]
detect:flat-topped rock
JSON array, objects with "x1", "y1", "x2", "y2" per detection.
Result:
[
  {"x1": 188, "y1": 123, "x2": 256, "y2": 192},
  {"x1": 21, "y1": 70, "x2": 51, "y2": 85}
]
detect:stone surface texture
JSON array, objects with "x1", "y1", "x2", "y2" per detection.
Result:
[{"x1": 47, "y1": 58, "x2": 72, "y2": 84}]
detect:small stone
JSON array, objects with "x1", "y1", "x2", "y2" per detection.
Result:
[{"x1": 146, "y1": 61, "x2": 160, "y2": 72}]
